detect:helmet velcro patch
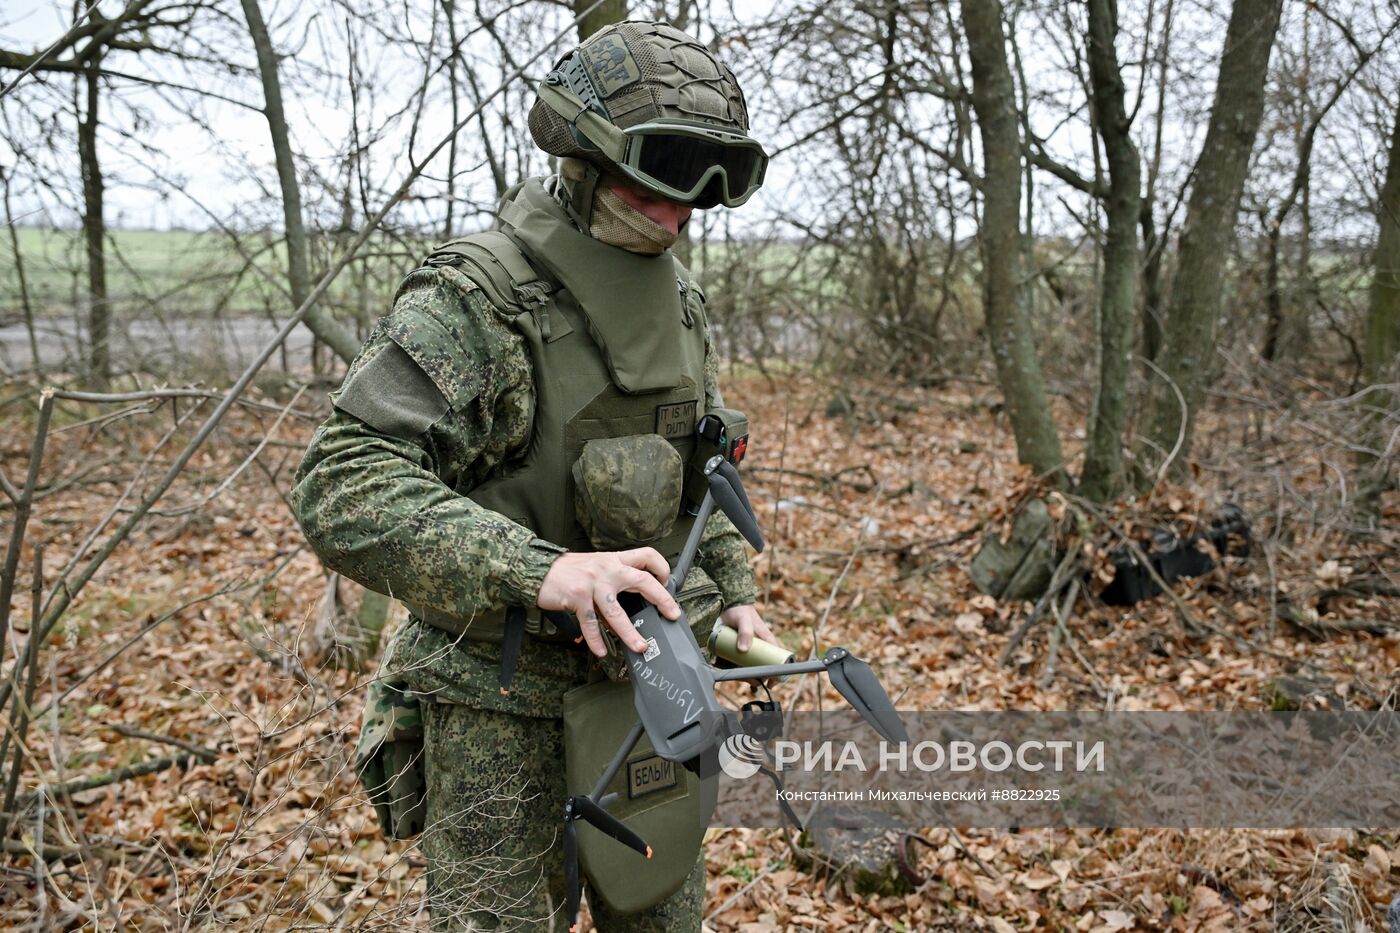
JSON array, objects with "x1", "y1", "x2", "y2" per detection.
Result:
[{"x1": 581, "y1": 32, "x2": 641, "y2": 98}]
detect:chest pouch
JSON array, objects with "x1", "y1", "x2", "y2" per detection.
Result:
[
  {"x1": 572, "y1": 434, "x2": 684, "y2": 550},
  {"x1": 562, "y1": 679, "x2": 718, "y2": 916}
]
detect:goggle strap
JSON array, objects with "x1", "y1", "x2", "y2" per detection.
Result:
[{"x1": 536, "y1": 81, "x2": 627, "y2": 162}]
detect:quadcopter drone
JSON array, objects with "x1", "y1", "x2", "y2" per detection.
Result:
[{"x1": 553, "y1": 427, "x2": 910, "y2": 931}]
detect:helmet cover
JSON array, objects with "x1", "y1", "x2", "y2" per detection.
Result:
[{"x1": 529, "y1": 21, "x2": 750, "y2": 176}]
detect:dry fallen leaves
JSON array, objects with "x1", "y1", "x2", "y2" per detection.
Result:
[{"x1": 0, "y1": 372, "x2": 1395, "y2": 931}]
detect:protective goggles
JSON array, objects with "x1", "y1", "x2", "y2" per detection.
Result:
[{"x1": 537, "y1": 78, "x2": 769, "y2": 209}]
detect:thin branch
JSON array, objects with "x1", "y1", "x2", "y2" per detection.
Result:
[
  {"x1": 51, "y1": 387, "x2": 318, "y2": 420},
  {"x1": 17, "y1": 753, "x2": 194, "y2": 808},
  {"x1": 107, "y1": 725, "x2": 217, "y2": 763},
  {"x1": 9, "y1": 1, "x2": 610, "y2": 702},
  {"x1": 0, "y1": 0, "x2": 106, "y2": 98}
]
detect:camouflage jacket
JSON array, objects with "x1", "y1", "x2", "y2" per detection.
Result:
[{"x1": 291, "y1": 257, "x2": 760, "y2": 720}]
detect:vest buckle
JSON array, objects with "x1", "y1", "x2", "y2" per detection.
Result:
[
  {"x1": 676, "y1": 277, "x2": 694, "y2": 328},
  {"x1": 514, "y1": 282, "x2": 554, "y2": 339}
]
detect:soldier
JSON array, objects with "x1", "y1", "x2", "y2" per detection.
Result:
[{"x1": 291, "y1": 20, "x2": 779, "y2": 932}]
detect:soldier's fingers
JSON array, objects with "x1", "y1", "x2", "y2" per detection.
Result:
[
  {"x1": 596, "y1": 590, "x2": 647, "y2": 653},
  {"x1": 737, "y1": 614, "x2": 754, "y2": 651},
  {"x1": 576, "y1": 604, "x2": 608, "y2": 657},
  {"x1": 621, "y1": 568, "x2": 681, "y2": 620},
  {"x1": 750, "y1": 616, "x2": 780, "y2": 648},
  {"x1": 618, "y1": 547, "x2": 670, "y2": 586}
]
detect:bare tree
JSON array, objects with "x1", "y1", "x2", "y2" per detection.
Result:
[
  {"x1": 1139, "y1": 0, "x2": 1176, "y2": 364},
  {"x1": 0, "y1": 0, "x2": 180, "y2": 385},
  {"x1": 960, "y1": 0, "x2": 1065, "y2": 484},
  {"x1": 75, "y1": 60, "x2": 109, "y2": 385},
  {"x1": 1137, "y1": 0, "x2": 1285, "y2": 480},
  {"x1": 1077, "y1": 0, "x2": 1141, "y2": 502},
  {"x1": 1359, "y1": 99, "x2": 1400, "y2": 520},
  {"x1": 239, "y1": 0, "x2": 360, "y2": 364},
  {"x1": 1258, "y1": 7, "x2": 1392, "y2": 363}
]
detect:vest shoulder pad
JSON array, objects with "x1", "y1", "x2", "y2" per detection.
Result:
[{"x1": 419, "y1": 231, "x2": 552, "y2": 317}]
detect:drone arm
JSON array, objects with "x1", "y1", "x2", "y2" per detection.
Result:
[
  {"x1": 669, "y1": 492, "x2": 716, "y2": 597},
  {"x1": 711, "y1": 658, "x2": 828, "y2": 682},
  {"x1": 589, "y1": 719, "x2": 645, "y2": 799}
]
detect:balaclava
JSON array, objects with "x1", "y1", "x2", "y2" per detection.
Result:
[{"x1": 561, "y1": 157, "x2": 679, "y2": 256}]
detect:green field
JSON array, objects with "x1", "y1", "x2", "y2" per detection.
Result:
[
  {"x1": 0, "y1": 226, "x2": 973, "y2": 341},
  {"x1": 0, "y1": 227, "x2": 431, "y2": 323}
]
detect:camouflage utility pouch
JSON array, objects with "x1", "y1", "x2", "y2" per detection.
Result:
[
  {"x1": 354, "y1": 677, "x2": 428, "y2": 840},
  {"x1": 572, "y1": 435, "x2": 683, "y2": 550}
]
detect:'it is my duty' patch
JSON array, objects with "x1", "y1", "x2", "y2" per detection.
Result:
[{"x1": 655, "y1": 401, "x2": 697, "y2": 440}]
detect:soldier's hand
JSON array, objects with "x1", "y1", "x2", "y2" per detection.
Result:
[
  {"x1": 537, "y1": 549, "x2": 682, "y2": 658},
  {"x1": 720, "y1": 604, "x2": 780, "y2": 654}
]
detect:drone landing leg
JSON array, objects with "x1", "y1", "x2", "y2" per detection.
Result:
[{"x1": 564, "y1": 719, "x2": 652, "y2": 932}]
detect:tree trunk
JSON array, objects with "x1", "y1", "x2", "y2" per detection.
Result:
[
  {"x1": 1140, "y1": 208, "x2": 1165, "y2": 361},
  {"x1": 77, "y1": 64, "x2": 109, "y2": 387},
  {"x1": 1139, "y1": 0, "x2": 1176, "y2": 365},
  {"x1": 1138, "y1": 0, "x2": 1283, "y2": 481},
  {"x1": 960, "y1": 0, "x2": 1066, "y2": 483},
  {"x1": 1358, "y1": 103, "x2": 1400, "y2": 520},
  {"x1": 1079, "y1": 0, "x2": 1141, "y2": 502},
  {"x1": 575, "y1": 0, "x2": 627, "y2": 41},
  {"x1": 239, "y1": 0, "x2": 359, "y2": 364},
  {"x1": 1, "y1": 167, "x2": 41, "y2": 373}
]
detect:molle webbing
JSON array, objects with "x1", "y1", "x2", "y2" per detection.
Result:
[{"x1": 422, "y1": 231, "x2": 556, "y2": 322}]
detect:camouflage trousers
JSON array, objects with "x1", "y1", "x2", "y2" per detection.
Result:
[{"x1": 420, "y1": 698, "x2": 705, "y2": 932}]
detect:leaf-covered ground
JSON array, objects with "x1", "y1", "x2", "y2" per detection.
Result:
[{"x1": 0, "y1": 371, "x2": 1395, "y2": 930}]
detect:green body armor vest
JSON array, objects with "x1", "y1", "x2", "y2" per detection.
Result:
[{"x1": 401, "y1": 177, "x2": 712, "y2": 647}]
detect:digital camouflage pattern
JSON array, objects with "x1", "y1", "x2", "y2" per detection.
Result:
[
  {"x1": 293, "y1": 185, "x2": 759, "y2": 923},
  {"x1": 292, "y1": 254, "x2": 759, "y2": 720},
  {"x1": 419, "y1": 699, "x2": 704, "y2": 931},
  {"x1": 573, "y1": 434, "x2": 684, "y2": 549},
  {"x1": 291, "y1": 271, "x2": 566, "y2": 635}
]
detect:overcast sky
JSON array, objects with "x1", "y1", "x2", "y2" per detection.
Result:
[{"x1": 1, "y1": 0, "x2": 1393, "y2": 245}]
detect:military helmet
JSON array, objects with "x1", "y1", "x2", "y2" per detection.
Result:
[{"x1": 530, "y1": 21, "x2": 768, "y2": 209}]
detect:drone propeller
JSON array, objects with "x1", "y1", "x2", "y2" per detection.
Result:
[
  {"x1": 823, "y1": 647, "x2": 910, "y2": 744},
  {"x1": 563, "y1": 815, "x2": 580, "y2": 932},
  {"x1": 563, "y1": 794, "x2": 652, "y2": 932},
  {"x1": 568, "y1": 795, "x2": 651, "y2": 857},
  {"x1": 706, "y1": 465, "x2": 764, "y2": 552},
  {"x1": 714, "y1": 459, "x2": 760, "y2": 532}
]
